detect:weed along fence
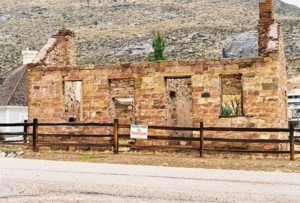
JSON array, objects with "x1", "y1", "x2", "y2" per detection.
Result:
[{"x1": 0, "y1": 119, "x2": 299, "y2": 160}]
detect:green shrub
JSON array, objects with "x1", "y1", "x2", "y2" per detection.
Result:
[
  {"x1": 221, "y1": 106, "x2": 233, "y2": 116},
  {"x1": 147, "y1": 29, "x2": 166, "y2": 61}
]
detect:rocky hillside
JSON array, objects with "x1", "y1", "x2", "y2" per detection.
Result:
[{"x1": 0, "y1": 0, "x2": 300, "y2": 75}]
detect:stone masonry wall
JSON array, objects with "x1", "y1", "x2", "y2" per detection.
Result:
[
  {"x1": 277, "y1": 23, "x2": 288, "y2": 129},
  {"x1": 28, "y1": 55, "x2": 288, "y2": 150},
  {"x1": 27, "y1": 1, "x2": 288, "y2": 151}
]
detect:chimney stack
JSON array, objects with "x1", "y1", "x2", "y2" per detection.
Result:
[{"x1": 258, "y1": 0, "x2": 276, "y2": 56}]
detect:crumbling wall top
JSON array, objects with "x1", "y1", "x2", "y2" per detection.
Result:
[
  {"x1": 32, "y1": 38, "x2": 57, "y2": 64},
  {"x1": 53, "y1": 28, "x2": 75, "y2": 38},
  {"x1": 31, "y1": 28, "x2": 76, "y2": 66}
]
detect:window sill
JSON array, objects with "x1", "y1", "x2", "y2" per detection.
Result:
[{"x1": 219, "y1": 115, "x2": 245, "y2": 118}]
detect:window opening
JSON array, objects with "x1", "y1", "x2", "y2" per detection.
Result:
[{"x1": 220, "y1": 74, "x2": 243, "y2": 116}]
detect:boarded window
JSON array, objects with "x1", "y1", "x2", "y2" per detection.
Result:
[
  {"x1": 63, "y1": 81, "x2": 82, "y2": 122},
  {"x1": 221, "y1": 74, "x2": 243, "y2": 116}
]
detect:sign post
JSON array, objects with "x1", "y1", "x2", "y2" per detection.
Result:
[{"x1": 130, "y1": 125, "x2": 148, "y2": 139}]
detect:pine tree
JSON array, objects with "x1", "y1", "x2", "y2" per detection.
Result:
[{"x1": 147, "y1": 29, "x2": 166, "y2": 61}]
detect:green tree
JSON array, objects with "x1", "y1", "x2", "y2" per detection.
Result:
[{"x1": 147, "y1": 29, "x2": 166, "y2": 61}]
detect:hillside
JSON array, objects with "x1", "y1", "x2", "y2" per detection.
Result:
[{"x1": 0, "y1": 0, "x2": 300, "y2": 75}]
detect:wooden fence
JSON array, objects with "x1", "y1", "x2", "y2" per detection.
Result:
[{"x1": 0, "y1": 118, "x2": 299, "y2": 160}]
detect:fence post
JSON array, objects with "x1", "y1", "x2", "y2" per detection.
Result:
[
  {"x1": 289, "y1": 122, "x2": 295, "y2": 161},
  {"x1": 23, "y1": 120, "x2": 28, "y2": 143},
  {"x1": 32, "y1": 118, "x2": 39, "y2": 152},
  {"x1": 113, "y1": 119, "x2": 119, "y2": 154},
  {"x1": 200, "y1": 122, "x2": 204, "y2": 158}
]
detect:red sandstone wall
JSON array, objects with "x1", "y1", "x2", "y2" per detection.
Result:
[
  {"x1": 28, "y1": 56, "x2": 288, "y2": 149},
  {"x1": 27, "y1": 0, "x2": 288, "y2": 150}
]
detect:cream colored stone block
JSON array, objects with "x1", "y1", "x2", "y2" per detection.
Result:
[
  {"x1": 192, "y1": 75, "x2": 206, "y2": 86},
  {"x1": 211, "y1": 78, "x2": 220, "y2": 87},
  {"x1": 225, "y1": 64, "x2": 239, "y2": 70},
  {"x1": 221, "y1": 69, "x2": 241, "y2": 75}
]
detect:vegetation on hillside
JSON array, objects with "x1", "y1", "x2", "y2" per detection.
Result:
[
  {"x1": 0, "y1": 0, "x2": 299, "y2": 75},
  {"x1": 147, "y1": 29, "x2": 166, "y2": 61}
]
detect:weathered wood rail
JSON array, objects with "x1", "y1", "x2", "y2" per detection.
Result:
[{"x1": 0, "y1": 118, "x2": 299, "y2": 160}]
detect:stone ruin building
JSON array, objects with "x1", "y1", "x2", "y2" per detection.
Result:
[{"x1": 27, "y1": 0, "x2": 288, "y2": 150}]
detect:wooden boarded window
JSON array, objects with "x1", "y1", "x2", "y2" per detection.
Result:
[
  {"x1": 220, "y1": 74, "x2": 243, "y2": 116},
  {"x1": 63, "y1": 81, "x2": 82, "y2": 122}
]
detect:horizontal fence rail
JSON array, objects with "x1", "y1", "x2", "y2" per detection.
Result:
[
  {"x1": 204, "y1": 127, "x2": 291, "y2": 132},
  {"x1": 119, "y1": 124, "x2": 199, "y2": 131},
  {"x1": 0, "y1": 119, "x2": 114, "y2": 152},
  {"x1": 0, "y1": 132, "x2": 32, "y2": 136},
  {"x1": 0, "y1": 123, "x2": 33, "y2": 127},
  {"x1": 0, "y1": 119, "x2": 298, "y2": 160},
  {"x1": 118, "y1": 121, "x2": 295, "y2": 159},
  {"x1": 203, "y1": 148, "x2": 291, "y2": 154},
  {"x1": 38, "y1": 134, "x2": 113, "y2": 138},
  {"x1": 37, "y1": 143, "x2": 113, "y2": 147},
  {"x1": 39, "y1": 123, "x2": 114, "y2": 127},
  {"x1": 203, "y1": 138, "x2": 290, "y2": 144},
  {"x1": 0, "y1": 120, "x2": 32, "y2": 146}
]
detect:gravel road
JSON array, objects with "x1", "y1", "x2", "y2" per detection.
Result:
[{"x1": 0, "y1": 158, "x2": 300, "y2": 202}]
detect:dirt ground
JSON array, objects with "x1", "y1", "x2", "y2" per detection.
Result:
[{"x1": 1, "y1": 145, "x2": 300, "y2": 173}]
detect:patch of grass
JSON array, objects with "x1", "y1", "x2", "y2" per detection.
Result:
[{"x1": 78, "y1": 153, "x2": 93, "y2": 162}]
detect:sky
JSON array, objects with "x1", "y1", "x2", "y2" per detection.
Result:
[{"x1": 281, "y1": 0, "x2": 300, "y2": 8}]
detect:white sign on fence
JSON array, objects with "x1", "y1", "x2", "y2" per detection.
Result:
[{"x1": 130, "y1": 125, "x2": 148, "y2": 139}]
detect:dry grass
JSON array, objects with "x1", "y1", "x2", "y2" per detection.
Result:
[{"x1": 1, "y1": 145, "x2": 298, "y2": 173}]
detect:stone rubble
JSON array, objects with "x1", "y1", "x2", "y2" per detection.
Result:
[{"x1": 0, "y1": 151, "x2": 24, "y2": 158}]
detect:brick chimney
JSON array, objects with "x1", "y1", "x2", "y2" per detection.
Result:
[{"x1": 258, "y1": 0, "x2": 277, "y2": 56}]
